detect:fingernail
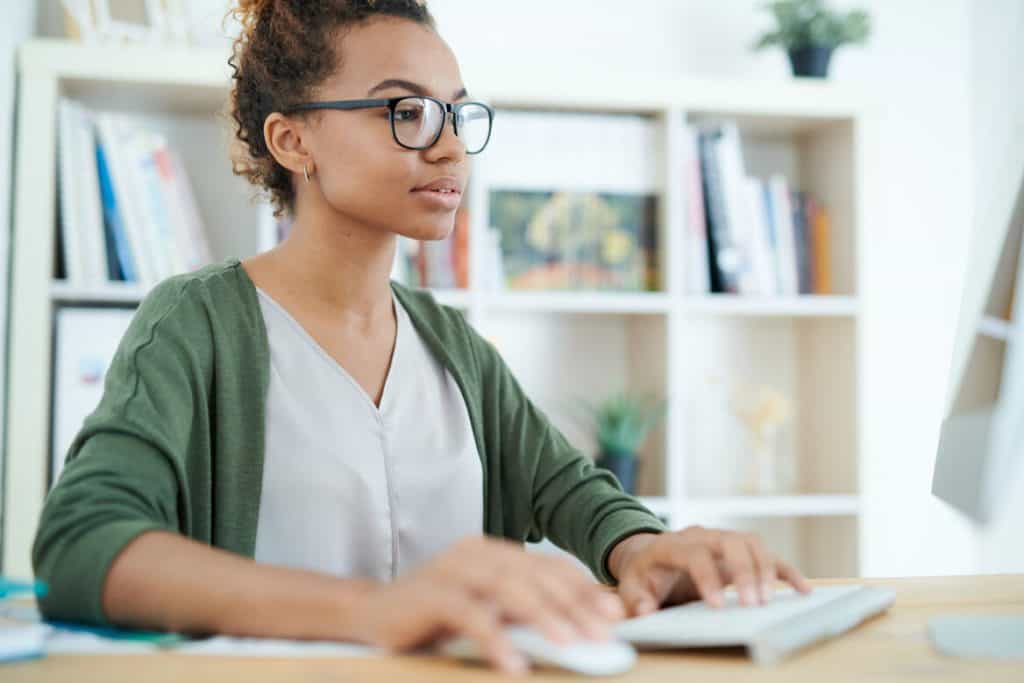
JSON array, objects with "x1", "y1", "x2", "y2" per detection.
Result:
[
  {"x1": 710, "y1": 591, "x2": 725, "y2": 608},
  {"x1": 763, "y1": 582, "x2": 775, "y2": 602},
  {"x1": 742, "y1": 586, "x2": 758, "y2": 606}
]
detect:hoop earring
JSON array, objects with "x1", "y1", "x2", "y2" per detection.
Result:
[{"x1": 303, "y1": 164, "x2": 311, "y2": 184}]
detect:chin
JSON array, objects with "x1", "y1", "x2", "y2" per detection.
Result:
[{"x1": 402, "y1": 219, "x2": 456, "y2": 242}]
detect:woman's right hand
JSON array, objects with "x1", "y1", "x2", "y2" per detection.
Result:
[{"x1": 344, "y1": 535, "x2": 625, "y2": 673}]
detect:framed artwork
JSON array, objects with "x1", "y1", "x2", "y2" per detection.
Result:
[
  {"x1": 50, "y1": 305, "x2": 136, "y2": 487},
  {"x1": 62, "y1": 0, "x2": 191, "y2": 44}
]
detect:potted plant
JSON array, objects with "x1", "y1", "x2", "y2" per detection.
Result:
[
  {"x1": 573, "y1": 391, "x2": 666, "y2": 494},
  {"x1": 752, "y1": 0, "x2": 871, "y2": 78}
]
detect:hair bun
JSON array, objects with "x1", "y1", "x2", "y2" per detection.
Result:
[{"x1": 233, "y1": 0, "x2": 273, "y2": 32}]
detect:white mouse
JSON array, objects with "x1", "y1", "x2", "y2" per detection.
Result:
[{"x1": 440, "y1": 625, "x2": 637, "y2": 676}]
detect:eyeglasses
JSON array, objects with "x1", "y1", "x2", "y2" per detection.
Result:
[{"x1": 286, "y1": 96, "x2": 495, "y2": 155}]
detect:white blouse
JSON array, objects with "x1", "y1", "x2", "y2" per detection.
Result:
[{"x1": 252, "y1": 285, "x2": 484, "y2": 581}]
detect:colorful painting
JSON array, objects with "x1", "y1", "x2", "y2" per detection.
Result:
[{"x1": 489, "y1": 189, "x2": 659, "y2": 292}]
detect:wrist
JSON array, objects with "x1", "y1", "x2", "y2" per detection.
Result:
[
  {"x1": 331, "y1": 577, "x2": 383, "y2": 643},
  {"x1": 607, "y1": 532, "x2": 659, "y2": 582}
]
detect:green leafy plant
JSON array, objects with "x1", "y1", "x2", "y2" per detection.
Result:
[
  {"x1": 752, "y1": 0, "x2": 870, "y2": 51},
  {"x1": 571, "y1": 391, "x2": 667, "y2": 457}
]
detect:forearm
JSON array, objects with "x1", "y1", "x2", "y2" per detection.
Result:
[{"x1": 102, "y1": 530, "x2": 377, "y2": 642}]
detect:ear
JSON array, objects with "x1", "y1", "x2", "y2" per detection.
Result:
[{"x1": 264, "y1": 112, "x2": 315, "y2": 178}]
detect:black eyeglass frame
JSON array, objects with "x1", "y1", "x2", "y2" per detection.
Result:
[{"x1": 285, "y1": 95, "x2": 495, "y2": 154}]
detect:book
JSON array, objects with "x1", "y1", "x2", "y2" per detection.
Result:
[
  {"x1": 681, "y1": 125, "x2": 710, "y2": 294},
  {"x1": 767, "y1": 174, "x2": 799, "y2": 296},
  {"x1": 713, "y1": 123, "x2": 758, "y2": 295},
  {"x1": 58, "y1": 100, "x2": 86, "y2": 285},
  {"x1": 792, "y1": 191, "x2": 812, "y2": 294},
  {"x1": 96, "y1": 114, "x2": 159, "y2": 286},
  {"x1": 72, "y1": 106, "x2": 110, "y2": 284},
  {"x1": 808, "y1": 196, "x2": 833, "y2": 295},
  {"x1": 698, "y1": 128, "x2": 742, "y2": 294},
  {"x1": 94, "y1": 133, "x2": 135, "y2": 282},
  {"x1": 744, "y1": 177, "x2": 778, "y2": 296}
]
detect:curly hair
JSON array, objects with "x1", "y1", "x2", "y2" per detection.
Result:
[{"x1": 228, "y1": 0, "x2": 437, "y2": 215}]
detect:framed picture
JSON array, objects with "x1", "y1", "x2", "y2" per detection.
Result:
[
  {"x1": 50, "y1": 305, "x2": 137, "y2": 487},
  {"x1": 62, "y1": 0, "x2": 191, "y2": 44}
]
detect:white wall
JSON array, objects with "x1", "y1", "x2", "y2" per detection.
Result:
[
  {"x1": 968, "y1": 0, "x2": 1024, "y2": 574},
  {"x1": 1, "y1": 0, "x2": 38, "y2": 569},
  {"x1": 33, "y1": 1, "x2": 1017, "y2": 576}
]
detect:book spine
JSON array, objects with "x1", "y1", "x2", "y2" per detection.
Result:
[
  {"x1": 792, "y1": 191, "x2": 812, "y2": 294},
  {"x1": 768, "y1": 174, "x2": 799, "y2": 296},
  {"x1": 133, "y1": 131, "x2": 176, "y2": 281},
  {"x1": 167, "y1": 149, "x2": 213, "y2": 269},
  {"x1": 698, "y1": 128, "x2": 740, "y2": 294},
  {"x1": 682, "y1": 125, "x2": 710, "y2": 294},
  {"x1": 809, "y1": 196, "x2": 833, "y2": 295},
  {"x1": 745, "y1": 177, "x2": 778, "y2": 296},
  {"x1": 73, "y1": 105, "x2": 110, "y2": 285},
  {"x1": 57, "y1": 99, "x2": 86, "y2": 285},
  {"x1": 96, "y1": 116, "x2": 156, "y2": 287},
  {"x1": 150, "y1": 142, "x2": 192, "y2": 274},
  {"x1": 716, "y1": 123, "x2": 756, "y2": 295},
  {"x1": 94, "y1": 136, "x2": 134, "y2": 282}
]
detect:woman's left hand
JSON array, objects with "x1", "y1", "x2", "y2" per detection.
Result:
[{"x1": 608, "y1": 526, "x2": 813, "y2": 617}]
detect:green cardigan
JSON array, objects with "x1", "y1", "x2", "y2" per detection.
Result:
[{"x1": 32, "y1": 258, "x2": 665, "y2": 626}]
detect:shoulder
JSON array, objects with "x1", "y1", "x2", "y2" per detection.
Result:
[
  {"x1": 132, "y1": 258, "x2": 257, "y2": 332},
  {"x1": 112, "y1": 259, "x2": 261, "y2": 374}
]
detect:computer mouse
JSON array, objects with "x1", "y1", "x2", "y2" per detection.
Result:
[{"x1": 440, "y1": 625, "x2": 638, "y2": 676}]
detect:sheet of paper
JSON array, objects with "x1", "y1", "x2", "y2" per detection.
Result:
[
  {"x1": 176, "y1": 636, "x2": 379, "y2": 658},
  {"x1": 1, "y1": 602, "x2": 379, "y2": 658}
]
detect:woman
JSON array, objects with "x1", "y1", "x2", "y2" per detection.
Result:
[{"x1": 32, "y1": 0, "x2": 811, "y2": 673}]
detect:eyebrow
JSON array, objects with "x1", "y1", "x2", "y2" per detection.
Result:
[{"x1": 366, "y1": 78, "x2": 468, "y2": 100}]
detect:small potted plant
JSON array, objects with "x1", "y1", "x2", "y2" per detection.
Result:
[
  {"x1": 573, "y1": 391, "x2": 666, "y2": 494},
  {"x1": 752, "y1": 0, "x2": 871, "y2": 78}
]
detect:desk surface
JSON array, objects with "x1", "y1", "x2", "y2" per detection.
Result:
[{"x1": 5, "y1": 575, "x2": 1023, "y2": 682}]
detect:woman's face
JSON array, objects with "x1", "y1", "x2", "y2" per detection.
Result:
[{"x1": 300, "y1": 17, "x2": 472, "y2": 242}]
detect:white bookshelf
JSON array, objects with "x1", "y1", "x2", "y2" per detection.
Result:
[
  {"x1": 978, "y1": 315, "x2": 1014, "y2": 342},
  {"x1": 3, "y1": 39, "x2": 874, "y2": 582}
]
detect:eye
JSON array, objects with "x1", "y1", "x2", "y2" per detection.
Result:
[{"x1": 393, "y1": 107, "x2": 422, "y2": 122}]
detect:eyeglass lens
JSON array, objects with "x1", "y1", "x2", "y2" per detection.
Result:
[{"x1": 393, "y1": 97, "x2": 490, "y2": 153}]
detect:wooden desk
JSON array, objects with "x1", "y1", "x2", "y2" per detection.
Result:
[{"x1": 5, "y1": 575, "x2": 1022, "y2": 681}]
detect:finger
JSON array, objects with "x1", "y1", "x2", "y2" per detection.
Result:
[
  {"x1": 529, "y1": 560, "x2": 620, "y2": 641},
  {"x1": 722, "y1": 534, "x2": 759, "y2": 607},
  {"x1": 685, "y1": 548, "x2": 725, "y2": 608},
  {"x1": 745, "y1": 534, "x2": 777, "y2": 603},
  {"x1": 776, "y1": 558, "x2": 814, "y2": 594},
  {"x1": 436, "y1": 590, "x2": 526, "y2": 674},
  {"x1": 491, "y1": 571, "x2": 583, "y2": 645},
  {"x1": 617, "y1": 568, "x2": 659, "y2": 617},
  {"x1": 540, "y1": 552, "x2": 624, "y2": 618}
]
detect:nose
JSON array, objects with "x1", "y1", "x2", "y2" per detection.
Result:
[{"x1": 423, "y1": 108, "x2": 466, "y2": 163}]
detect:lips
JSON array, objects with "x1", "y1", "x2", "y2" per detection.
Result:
[{"x1": 412, "y1": 177, "x2": 461, "y2": 194}]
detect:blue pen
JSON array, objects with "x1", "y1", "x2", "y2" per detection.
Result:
[{"x1": 0, "y1": 577, "x2": 48, "y2": 600}]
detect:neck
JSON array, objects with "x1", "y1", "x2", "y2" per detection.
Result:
[{"x1": 273, "y1": 197, "x2": 397, "y2": 325}]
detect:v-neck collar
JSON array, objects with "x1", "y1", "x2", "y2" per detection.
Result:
[{"x1": 254, "y1": 285, "x2": 404, "y2": 420}]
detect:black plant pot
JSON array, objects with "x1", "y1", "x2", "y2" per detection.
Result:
[
  {"x1": 595, "y1": 449, "x2": 638, "y2": 494},
  {"x1": 788, "y1": 45, "x2": 834, "y2": 78}
]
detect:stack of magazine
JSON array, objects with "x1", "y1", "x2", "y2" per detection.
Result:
[{"x1": 57, "y1": 99, "x2": 211, "y2": 290}]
